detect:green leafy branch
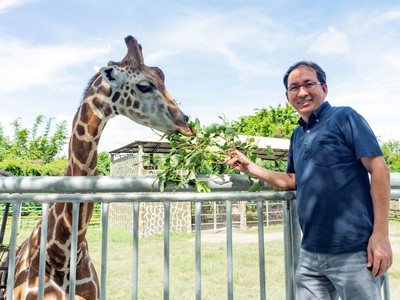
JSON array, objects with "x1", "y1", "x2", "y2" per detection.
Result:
[{"x1": 155, "y1": 117, "x2": 260, "y2": 192}]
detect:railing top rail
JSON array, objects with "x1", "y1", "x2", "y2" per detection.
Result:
[
  {"x1": 0, "y1": 191, "x2": 295, "y2": 203},
  {"x1": 0, "y1": 173, "x2": 399, "y2": 198},
  {"x1": 0, "y1": 174, "x2": 276, "y2": 194}
]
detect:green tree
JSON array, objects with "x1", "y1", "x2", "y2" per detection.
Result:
[
  {"x1": 381, "y1": 140, "x2": 400, "y2": 172},
  {"x1": 230, "y1": 103, "x2": 297, "y2": 172},
  {"x1": 2, "y1": 116, "x2": 68, "y2": 164},
  {"x1": 0, "y1": 116, "x2": 113, "y2": 177},
  {"x1": 231, "y1": 103, "x2": 298, "y2": 138},
  {"x1": 97, "y1": 151, "x2": 111, "y2": 175},
  {"x1": 0, "y1": 115, "x2": 68, "y2": 176},
  {"x1": 0, "y1": 157, "x2": 67, "y2": 176},
  {"x1": 28, "y1": 115, "x2": 66, "y2": 163},
  {"x1": 0, "y1": 124, "x2": 9, "y2": 161}
]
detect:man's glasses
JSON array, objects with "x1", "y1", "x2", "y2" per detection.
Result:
[{"x1": 287, "y1": 82, "x2": 321, "y2": 93}]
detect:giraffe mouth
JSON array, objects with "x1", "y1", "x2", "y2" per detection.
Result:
[
  {"x1": 176, "y1": 125, "x2": 195, "y2": 137},
  {"x1": 187, "y1": 126, "x2": 196, "y2": 136}
]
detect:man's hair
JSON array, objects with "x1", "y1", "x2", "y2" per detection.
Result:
[{"x1": 283, "y1": 61, "x2": 327, "y2": 89}]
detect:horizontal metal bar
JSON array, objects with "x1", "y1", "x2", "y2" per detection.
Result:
[
  {"x1": 0, "y1": 191, "x2": 295, "y2": 203},
  {"x1": 391, "y1": 190, "x2": 400, "y2": 198},
  {"x1": 0, "y1": 175, "x2": 276, "y2": 193},
  {"x1": 1, "y1": 175, "x2": 399, "y2": 197},
  {"x1": 390, "y1": 173, "x2": 400, "y2": 189}
]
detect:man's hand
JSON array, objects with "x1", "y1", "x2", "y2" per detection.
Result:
[
  {"x1": 226, "y1": 150, "x2": 251, "y2": 172},
  {"x1": 367, "y1": 232, "x2": 392, "y2": 277}
]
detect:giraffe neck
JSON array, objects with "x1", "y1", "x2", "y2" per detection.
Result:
[
  {"x1": 47, "y1": 82, "x2": 114, "y2": 269},
  {"x1": 66, "y1": 82, "x2": 114, "y2": 176}
]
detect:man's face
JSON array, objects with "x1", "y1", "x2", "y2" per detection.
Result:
[{"x1": 285, "y1": 65, "x2": 328, "y2": 121}]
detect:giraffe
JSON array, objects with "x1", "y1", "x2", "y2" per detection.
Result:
[{"x1": 1, "y1": 35, "x2": 194, "y2": 299}]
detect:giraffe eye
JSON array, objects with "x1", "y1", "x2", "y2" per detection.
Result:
[{"x1": 137, "y1": 83, "x2": 153, "y2": 93}]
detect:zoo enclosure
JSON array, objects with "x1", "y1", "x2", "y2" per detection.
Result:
[
  {"x1": 0, "y1": 175, "x2": 297, "y2": 300},
  {"x1": 0, "y1": 174, "x2": 398, "y2": 300}
]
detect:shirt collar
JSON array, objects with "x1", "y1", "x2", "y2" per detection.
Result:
[{"x1": 298, "y1": 101, "x2": 331, "y2": 130}]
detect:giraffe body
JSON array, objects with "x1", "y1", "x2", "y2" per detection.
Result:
[{"x1": 1, "y1": 36, "x2": 193, "y2": 299}]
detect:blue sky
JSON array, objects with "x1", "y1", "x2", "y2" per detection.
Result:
[{"x1": 1, "y1": 0, "x2": 399, "y2": 153}]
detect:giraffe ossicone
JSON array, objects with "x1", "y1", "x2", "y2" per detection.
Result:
[{"x1": 0, "y1": 35, "x2": 194, "y2": 300}]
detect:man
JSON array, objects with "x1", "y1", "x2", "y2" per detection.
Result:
[{"x1": 227, "y1": 61, "x2": 392, "y2": 299}]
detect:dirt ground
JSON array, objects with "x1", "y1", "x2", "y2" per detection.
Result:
[{"x1": 197, "y1": 228, "x2": 283, "y2": 243}]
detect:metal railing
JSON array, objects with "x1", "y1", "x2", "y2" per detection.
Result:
[
  {"x1": 0, "y1": 169, "x2": 13, "y2": 297},
  {"x1": 0, "y1": 173, "x2": 398, "y2": 300}
]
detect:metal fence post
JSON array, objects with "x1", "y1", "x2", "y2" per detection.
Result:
[
  {"x1": 100, "y1": 203, "x2": 109, "y2": 300},
  {"x1": 6, "y1": 202, "x2": 20, "y2": 300},
  {"x1": 163, "y1": 200, "x2": 170, "y2": 300},
  {"x1": 283, "y1": 199, "x2": 300, "y2": 300},
  {"x1": 257, "y1": 200, "x2": 266, "y2": 300},
  {"x1": 195, "y1": 202, "x2": 202, "y2": 300},
  {"x1": 132, "y1": 202, "x2": 140, "y2": 300},
  {"x1": 38, "y1": 203, "x2": 49, "y2": 300},
  {"x1": 226, "y1": 200, "x2": 233, "y2": 300}
]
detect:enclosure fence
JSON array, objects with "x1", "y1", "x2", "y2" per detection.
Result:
[{"x1": 0, "y1": 174, "x2": 398, "y2": 300}]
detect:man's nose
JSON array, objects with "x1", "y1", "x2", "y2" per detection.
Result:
[{"x1": 297, "y1": 86, "x2": 309, "y2": 96}]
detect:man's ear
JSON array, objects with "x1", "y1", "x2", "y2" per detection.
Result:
[
  {"x1": 100, "y1": 66, "x2": 126, "y2": 88},
  {"x1": 322, "y1": 83, "x2": 328, "y2": 95}
]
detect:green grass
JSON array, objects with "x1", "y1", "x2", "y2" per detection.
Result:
[
  {"x1": 5, "y1": 222, "x2": 400, "y2": 299},
  {"x1": 85, "y1": 227, "x2": 286, "y2": 299}
]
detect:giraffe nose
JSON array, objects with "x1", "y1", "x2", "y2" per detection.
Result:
[
  {"x1": 125, "y1": 35, "x2": 134, "y2": 43},
  {"x1": 180, "y1": 114, "x2": 195, "y2": 136}
]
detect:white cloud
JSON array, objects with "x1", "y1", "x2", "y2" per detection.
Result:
[
  {"x1": 147, "y1": 8, "x2": 284, "y2": 78},
  {"x1": 0, "y1": 0, "x2": 33, "y2": 13},
  {"x1": 311, "y1": 26, "x2": 350, "y2": 55},
  {"x1": 0, "y1": 38, "x2": 113, "y2": 95},
  {"x1": 374, "y1": 10, "x2": 400, "y2": 23},
  {"x1": 328, "y1": 70, "x2": 399, "y2": 143}
]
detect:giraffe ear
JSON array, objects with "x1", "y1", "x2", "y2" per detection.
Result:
[{"x1": 100, "y1": 66, "x2": 127, "y2": 88}]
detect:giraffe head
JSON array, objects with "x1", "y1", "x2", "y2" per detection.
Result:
[{"x1": 90, "y1": 35, "x2": 194, "y2": 136}]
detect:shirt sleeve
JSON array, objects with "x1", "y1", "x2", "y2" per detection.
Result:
[
  {"x1": 344, "y1": 109, "x2": 383, "y2": 160},
  {"x1": 286, "y1": 133, "x2": 295, "y2": 173}
]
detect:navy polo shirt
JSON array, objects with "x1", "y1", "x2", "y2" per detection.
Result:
[{"x1": 287, "y1": 101, "x2": 383, "y2": 254}]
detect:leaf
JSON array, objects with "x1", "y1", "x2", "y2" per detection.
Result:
[
  {"x1": 170, "y1": 154, "x2": 181, "y2": 167},
  {"x1": 266, "y1": 146, "x2": 275, "y2": 156},
  {"x1": 206, "y1": 145, "x2": 223, "y2": 153},
  {"x1": 196, "y1": 181, "x2": 210, "y2": 193},
  {"x1": 248, "y1": 181, "x2": 261, "y2": 192}
]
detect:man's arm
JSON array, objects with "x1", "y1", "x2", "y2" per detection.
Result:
[
  {"x1": 361, "y1": 155, "x2": 392, "y2": 277},
  {"x1": 226, "y1": 150, "x2": 296, "y2": 191}
]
